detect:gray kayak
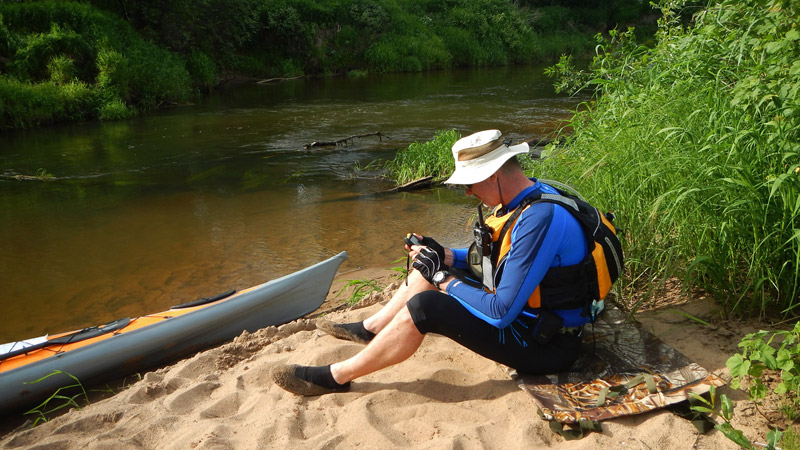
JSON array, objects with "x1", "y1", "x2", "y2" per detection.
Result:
[{"x1": 0, "y1": 251, "x2": 347, "y2": 415}]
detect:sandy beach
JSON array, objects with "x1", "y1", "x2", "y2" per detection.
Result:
[{"x1": 0, "y1": 268, "x2": 779, "y2": 449}]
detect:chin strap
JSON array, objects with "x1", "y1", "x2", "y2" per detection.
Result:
[{"x1": 496, "y1": 175, "x2": 503, "y2": 206}]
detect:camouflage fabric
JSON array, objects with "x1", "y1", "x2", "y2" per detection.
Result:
[{"x1": 511, "y1": 302, "x2": 725, "y2": 424}]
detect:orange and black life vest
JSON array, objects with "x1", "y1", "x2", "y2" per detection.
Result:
[{"x1": 468, "y1": 190, "x2": 623, "y2": 317}]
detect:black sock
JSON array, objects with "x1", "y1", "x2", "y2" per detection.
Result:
[
  {"x1": 339, "y1": 322, "x2": 376, "y2": 342},
  {"x1": 294, "y1": 365, "x2": 349, "y2": 389}
]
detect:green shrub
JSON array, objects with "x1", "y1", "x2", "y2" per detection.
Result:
[
  {"x1": 96, "y1": 47, "x2": 129, "y2": 100},
  {"x1": 9, "y1": 23, "x2": 95, "y2": 82},
  {"x1": 47, "y1": 54, "x2": 76, "y2": 84},
  {"x1": 438, "y1": 26, "x2": 481, "y2": 66},
  {"x1": 97, "y1": 97, "x2": 131, "y2": 120},
  {"x1": 0, "y1": 14, "x2": 18, "y2": 57},
  {"x1": 346, "y1": 69, "x2": 368, "y2": 79},
  {"x1": 185, "y1": 50, "x2": 218, "y2": 92},
  {"x1": 0, "y1": 76, "x2": 96, "y2": 130},
  {"x1": 366, "y1": 33, "x2": 451, "y2": 73},
  {"x1": 0, "y1": 1, "x2": 194, "y2": 128}
]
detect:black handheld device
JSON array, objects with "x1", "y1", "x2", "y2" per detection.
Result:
[
  {"x1": 405, "y1": 233, "x2": 421, "y2": 247},
  {"x1": 473, "y1": 205, "x2": 492, "y2": 257}
]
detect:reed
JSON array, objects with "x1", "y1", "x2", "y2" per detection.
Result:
[{"x1": 540, "y1": 0, "x2": 800, "y2": 317}]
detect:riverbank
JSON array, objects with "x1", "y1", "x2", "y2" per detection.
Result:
[
  {"x1": 1, "y1": 0, "x2": 655, "y2": 131},
  {"x1": 0, "y1": 268, "x2": 781, "y2": 449}
]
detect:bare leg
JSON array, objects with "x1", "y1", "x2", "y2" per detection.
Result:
[
  {"x1": 330, "y1": 306, "x2": 424, "y2": 384},
  {"x1": 362, "y1": 269, "x2": 435, "y2": 334}
]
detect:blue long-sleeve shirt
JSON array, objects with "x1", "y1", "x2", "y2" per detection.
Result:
[{"x1": 446, "y1": 180, "x2": 587, "y2": 328}]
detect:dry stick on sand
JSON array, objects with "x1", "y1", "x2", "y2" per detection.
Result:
[{"x1": 304, "y1": 132, "x2": 386, "y2": 149}]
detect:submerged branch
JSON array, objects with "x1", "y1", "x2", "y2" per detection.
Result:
[
  {"x1": 304, "y1": 132, "x2": 386, "y2": 149},
  {"x1": 256, "y1": 76, "x2": 303, "y2": 84}
]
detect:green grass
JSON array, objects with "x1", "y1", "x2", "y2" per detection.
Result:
[
  {"x1": 24, "y1": 370, "x2": 89, "y2": 426},
  {"x1": 386, "y1": 129, "x2": 460, "y2": 186},
  {"x1": 540, "y1": 0, "x2": 800, "y2": 318},
  {"x1": 336, "y1": 279, "x2": 383, "y2": 306}
]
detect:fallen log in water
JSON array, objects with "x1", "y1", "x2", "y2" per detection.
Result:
[
  {"x1": 388, "y1": 176, "x2": 434, "y2": 193},
  {"x1": 304, "y1": 132, "x2": 386, "y2": 149},
  {"x1": 256, "y1": 76, "x2": 303, "y2": 84}
]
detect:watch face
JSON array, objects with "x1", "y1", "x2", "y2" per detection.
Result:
[{"x1": 433, "y1": 271, "x2": 446, "y2": 285}]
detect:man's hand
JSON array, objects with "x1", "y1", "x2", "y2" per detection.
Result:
[
  {"x1": 404, "y1": 233, "x2": 445, "y2": 263},
  {"x1": 412, "y1": 247, "x2": 446, "y2": 284}
]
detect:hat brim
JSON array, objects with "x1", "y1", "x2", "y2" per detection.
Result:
[{"x1": 444, "y1": 143, "x2": 529, "y2": 185}]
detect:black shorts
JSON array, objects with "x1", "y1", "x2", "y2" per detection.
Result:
[{"x1": 406, "y1": 290, "x2": 581, "y2": 374}]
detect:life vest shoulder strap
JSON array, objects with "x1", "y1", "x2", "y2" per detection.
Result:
[{"x1": 488, "y1": 191, "x2": 577, "y2": 267}]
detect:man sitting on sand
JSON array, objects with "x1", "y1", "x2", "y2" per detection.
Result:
[{"x1": 273, "y1": 129, "x2": 598, "y2": 395}]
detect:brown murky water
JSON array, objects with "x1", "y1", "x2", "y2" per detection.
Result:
[{"x1": 0, "y1": 66, "x2": 582, "y2": 342}]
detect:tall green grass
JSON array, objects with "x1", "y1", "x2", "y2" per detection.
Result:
[
  {"x1": 540, "y1": 0, "x2": 800, "y2": 317},
  {"x1": 386, "y1": 129, "x2": 460, "y2": 185}
]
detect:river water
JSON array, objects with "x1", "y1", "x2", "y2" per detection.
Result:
[{"x1": 0, "y1": 66, "x2": 580, "y2": 342}]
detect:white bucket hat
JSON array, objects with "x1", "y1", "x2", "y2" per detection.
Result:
[{"x1": 444, "y1": 130, "x2": 530, "y2": 185}]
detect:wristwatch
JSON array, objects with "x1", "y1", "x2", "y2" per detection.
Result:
[{"x1": 432, "y1": 270, "x2": 449, "y2": 290}]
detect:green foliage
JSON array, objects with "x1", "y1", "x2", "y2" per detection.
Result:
[
  {"x1": 95, "y1": 47, "x2": 129, "y2": 101},
  {"x1": 97, "y1": 97, "x2": 131, "y2": 120},
  {"x1": 0, "y1": 1, "x2": 196, "y2": 129},
  {"x1": 727, "y1": 323, "x2": 800, "y2": 410},
  {"x1": 0, "y1": 0, "x2": 653, "y2": 129},
  {"x1": 0, "y1": 76, "x2": 96, "y2": 130},
  {"x1": 386, "y1": 129, "x2": 460, "y2": 185},
  {"x1": 24, "y1": 370, "x2": 89, "y2": 427},
  {"x1": 366, "y1": 32, "x2": 452, "y2": 73},
  {"x1": 8, "y1": 23, "x2": 95, "y2": 82},
  {"x1": 783, "y1": 427, "x2": 800, "y2": 450},
  {"x1": 544, "y1": 54, "x2": 588, "y2": 94},
  {"x1": 336, "y1": 279, "x2": 382, "y2": 306},
  {"x1": 89, "y1": 0, "x2": 259, "y2": 60},
  {"x1": 46, "y1": 54, "x2": 76, "y2": 84},
  {"x1": 389, "y1": 256, "x2": 409, "y2": 280},
  {"x1": 251, "y1": 0, "x2": 598, "y2": 75},
  {"x1": 185, "y1": 50, "x2": 218, "y2": 92},
  {"x1": 346, "y1": 69, "x2": 368, "y2": 79},
  {"x1": 541, "y1": 0, "x2": 800, "y2": 316},
  {"x1": 691, "y1": 385, "x2": 784, "y2": 450}
]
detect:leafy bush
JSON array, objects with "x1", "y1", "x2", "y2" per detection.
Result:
[
  {"x1": 9, "y1": 23, "x2": 95, "y2": 82},
  {"x1": 184, "y1": 50, "x2": 217, "y2": 92},
  {"x1": 728, "y1": 324, "x2": 800, "y2": 406},
  {"x1": 95, "y1": 47, "x2": 129, "y2": 100},
  {"x1": 366, "y1": 32, "x2": 452, "y2": 73},
  {"x1": 0, "y1": 1, "x2": 195, "y2": 128},
  {"x1": 691, "y1": 325, "x2": 800, "y2": 449},
  {"x1": 0, "y1": 76, "x2": 96, "y2": 130},
  {"x1": 47, "y1": 54, "x2": 76, "y2": 84},
  {"x1": 89, "y1": 0, "x2": 259, "y2": 60},
  {"x1": 97, "y1": 98, "x2": 131, "y2": 120},
  {"x1": 690, "y1": 385, "x2": 784, "y2": 450}
]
